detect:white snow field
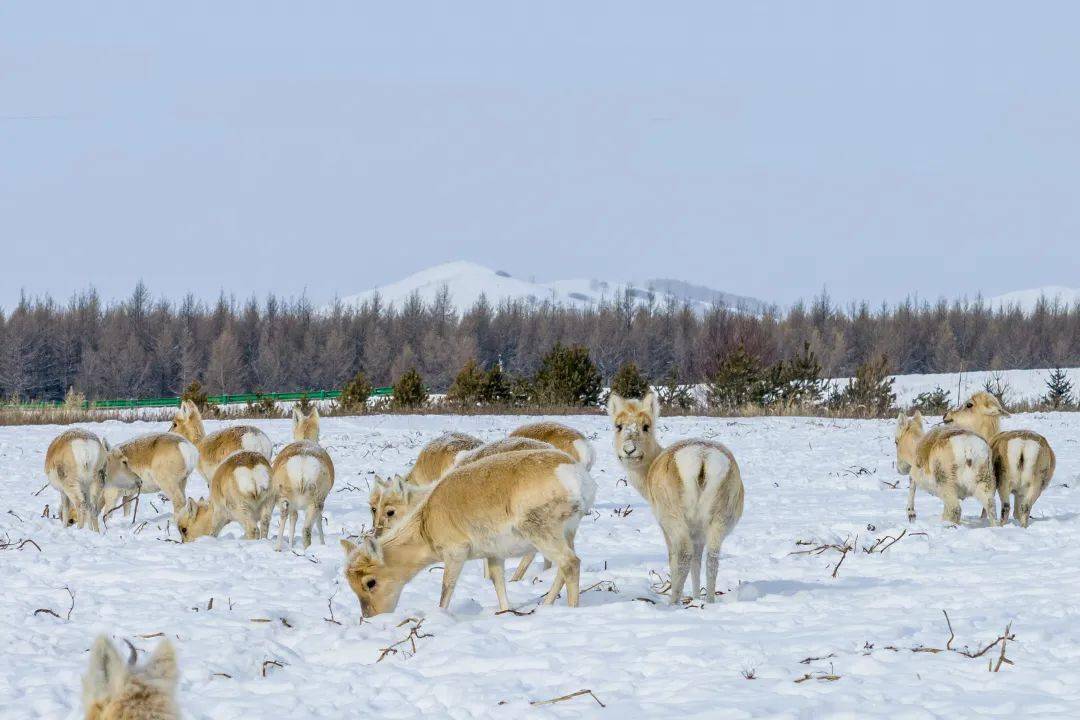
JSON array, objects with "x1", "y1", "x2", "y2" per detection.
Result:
[{"x1": 2, "y1": 412, "x2": 1079, "y2": 719}]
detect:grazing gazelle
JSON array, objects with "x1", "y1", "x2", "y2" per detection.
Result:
[
  {"x1": 82, "y1": 635, "x2": 179, "y2": 720},
  {"x1": 100, "y1": 432, "x2": 199, "y2": 516},
  {"x1": 342, "y1": 449, "x2": 595, "y2": 616},
  {"x1": 175, "y1": 451, "x2": 274, "y2": 542},
  {"x1": 608, "y1": 391, "x2": 744, "y2": 604},
  {"x1": 943, "y1": 391, "x2": 1055, "y2": 526},
  {"x1": 169, "y1": 400, "x2": 273, "y2": 483},
  {"x1": 44, "y1": 429, "x2": 111, "y2": 531}
]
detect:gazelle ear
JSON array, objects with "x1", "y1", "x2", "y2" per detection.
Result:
[
  {"x1": 142, "y1": 640, "x2": 178, "y2": 690},
  {"x1": 292, "y1": 407, "x2": 302, "y2": 423},
  {"x1": 912, "y1": 410, "x2": 923, "y2": 424},
  {"x1": 311, "y1": 407, "x2": 320, "y2": 421},
  {"x1": 607, "y1": 392, "x2": 625, "y2": 420},
  {"x1": 643, "y1": 390, "x2": 659, "y2": 420},
  {"x1": 340, "y1": 538, "x2": 358, "y2": 556},
  {"x1": 391, "y1": 476, "x2": 406, "y2": 495},
  {"x1": 360, "y1": 535, "x2": 383, "y2": 561},
  {"x1": 895, "y1": 411, "x2": 906, "y2": 427},
  {"x1": 84, "y1": 636, "x2": 126, "y2": 701},
  {"x1": 183, "y1": 498, "x2": 197, "y2": 515}
]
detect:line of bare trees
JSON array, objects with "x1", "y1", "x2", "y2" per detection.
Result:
[{"x1": 1, "y1": 283, "x2": 1078, "y2": 402}]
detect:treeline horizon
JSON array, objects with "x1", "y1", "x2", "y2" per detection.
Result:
[{"x1": 1, "y1": 283, "x2": 1078, "y2": 402}]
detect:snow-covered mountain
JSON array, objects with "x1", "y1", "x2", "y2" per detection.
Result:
[
  {"x1": 990, "y1": 286, "x2": 1080, "y2": 312},
  {"x1": 335, "y1": 261, "x2": 768, "y2": 314}
]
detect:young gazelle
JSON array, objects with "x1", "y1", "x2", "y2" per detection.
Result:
[
  {"x1": 100, "y1": 433, "x2": 199, "y2": 517},
  {"x1": 943, "y1": 391, "x2": 1055, "y2": 526},
  {"x1": 169, "y1": 400, "x2": 273, "y2": 483},
  {"x1": 45, "y1": 429, "x2": 111, "y2": 531},
  {"x1": 342, "y1": 449, "x2": 595, "y2": 616},
  {"x1": 895, "y1": 411, "x2": 998, "y2": 525},
  {"x1": 510, "y1": 421, "x2": 595, "y2": 469},
  {"x1": 608, "y1": 392, "x2": 744, "y2": 604},
  {"x1": 82, "y1": 635, "x2": 179, "y2": 720},
  {"x1": 403, "y1": 432, "x2": 483, "y2": 485},
  {"x1": 175, "y1": 451, "x2": 273, "y2": 542}
]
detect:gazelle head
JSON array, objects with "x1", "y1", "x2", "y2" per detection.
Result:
[
  {"x1": 606, "y1": 391, "x2": 661, "y2": 468},
  {"x1": 292, "y1": 406, "x2": 320, "y2": 442},
  {"x1": 894, "y1": 410, "x2": 925, "y2": 475},
  {"x1": 368, "y1": 475, "x2": 423, "y2": 537},
  {"x1": 82, "y1": 635, "x2": 178, "y2": 720},
  {"x1": 169, "y1": 400, "x2": 205, "y2": 443},
  {"x1": 340, "y1": 536, "x2": 408, "y2": 617},
  {"x1": 942, "y1": 391, "x2": 1008, "y2": 441}
]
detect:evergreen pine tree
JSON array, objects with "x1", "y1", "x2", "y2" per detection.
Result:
[
  {"x1": 610, "y1": 361, "x2": 650, "y2": 399},
  {"x1": 835, "y1": 353, "x2": 896, "y2": 416},
  {"x1": 533, "y1": 343, "x2": 602, "y2": 406},
  {"x1": 339, "y1": 371, "x2": 373, "y2": 412},
  {"x1": 1043, "y1": 367, "x2": 1074, "y2": 409},
  {"x1": 392, "y1": 368, "x2": 428, "y2": 409},
  {"x1": 706, "y1": 345, "x2": 763, "y2": 409}
]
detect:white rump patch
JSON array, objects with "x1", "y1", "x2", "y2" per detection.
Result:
[
  {"x1": 572, "y1": 439, "x2": 596, "y2": 470},
  {"x1": 285, "y1": 455, "x2": 323, "y2": 492},
  {"x1": 555, "y1": 462, "x2": 597, "y2": 512},
  {"x1": 1006, "y1": 437, "x2": 1042, "y2": 485},
  {"x1": 235, "y1": 465, "x2": 271, "y2": 497},
  {"x1": 241, "y1": 431, "x2": 273, "y2": 459},
  {"x1": 949, "y1": 434, "x2": 991, "y2": 465},
  {"x1": 177, "y1": 441, "x2": 199, "y2": 475},
  {"x1": 674, "y1": 444, "x2": 731, "y2": 523},
  {"x1": 69, "y1": 438, "x2": 102, "y2": 474}
]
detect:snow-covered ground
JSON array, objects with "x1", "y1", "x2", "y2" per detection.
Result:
[{"x1": 3, "y1": 412, "x2": 1080, "y2": 718}]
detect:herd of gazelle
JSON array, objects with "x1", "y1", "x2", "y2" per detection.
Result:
[
  {"x1": 45, "y1": 400, "x2": 332, "y2": 550},
  {"x1": 45, "y1": 391, "x2": 1055, "y2": 718}
]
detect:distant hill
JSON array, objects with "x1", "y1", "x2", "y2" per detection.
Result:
[
  {"x1": 335, "y1": 261, "x2": 768, "y2": 314},
  {"x1": 990, "y1": 286, "x2": 1080, "y2": 312}
]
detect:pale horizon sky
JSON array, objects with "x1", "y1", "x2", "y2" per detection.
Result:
[{"x1": 2, "y1": 2, "x2": 1079, "y2": 313}]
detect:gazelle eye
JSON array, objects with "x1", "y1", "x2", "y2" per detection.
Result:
[
  {"x1": 615, "y1": 424, "x2": 623, "y2": 432},
  {"x1": 365, "y1": 578, "x2": 377, "y2": 590},
  {"x1": 965, "y1": 402, "x2": 973, "y2": 409},
  {"x1": 643, "y1": 424, "x2": 650, "y2": 432},
  {"x1": 386, "y1": 509, "x2": 395, "y2": 517}
]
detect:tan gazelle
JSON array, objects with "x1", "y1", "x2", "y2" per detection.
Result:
[
  {"x1": 608, "y1": 391, "x2": 744, "y2": 604},
  {"x1": 342, "y1": 448, "x2": 596, "y2": 617},
  {"x1": 943, "y1": 391, "x2": 1055, "y2": 526},
  {"x1": 82, "y1": 635, "x2": 179, "y2": 720},
  {"x1": 175, "y1": 450, "x2": 273, "y2": 542},
  {"x1": 44, "y1": 428, "x2": 111, "y2": 532},
  {"x1": 100, "y1": 432, "x2": 198, "y2": 517},
  {"x1": 894, "y1": 410, "x2": 998, "y2": 524},
  {"x1": 290, "y1": 405, "x2": 321, "y2": 442},
  {"x1": 510, "y1": 421, "x2": 595, "y2": 469},
  {"x1": 168, "y1": 400, "x2": 273, "y2": 483},
  {"x1": 403, "y1": 432, "x2": 483, "y2": 486}
]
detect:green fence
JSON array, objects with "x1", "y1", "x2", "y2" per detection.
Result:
[{"x1": 3, "y1": 387, "x2": 393, "y2": 411}]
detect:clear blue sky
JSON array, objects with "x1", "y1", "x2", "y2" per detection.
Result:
[{"x1": 2, "y1": 1, "x2": 1078, "y2": 311}]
